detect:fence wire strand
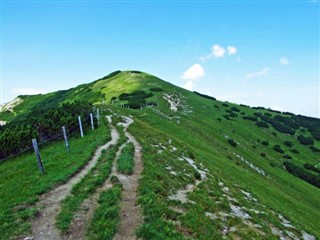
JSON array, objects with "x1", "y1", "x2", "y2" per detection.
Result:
[{"x1": 0, "y1": 112, "x2": 99, "y2": 163}]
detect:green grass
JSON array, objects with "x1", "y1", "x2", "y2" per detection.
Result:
[
  {"x1": 0, "y1": 121, "x2": 110, "y2": 239},
  {"x1": 56, "y1": 146, "x2": 116, "y2": 233},
  {"x1": 87, "y1": 184, "x2": 122, "y2": 240},
  {"x1": 117, "y1": 142, "x2": 135, "y2": 175}
]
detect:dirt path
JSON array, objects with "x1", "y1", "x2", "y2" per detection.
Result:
[
  {"x1": 114, "y1": 128, "x2": 143, "y2": 240},
  {"x1": 63, "y1": 116, "x2": 143, "y2": 240},
  {"x1": 66, "y1": 181, "x2": 113, "y2": 240},
  {"x1": 65, "y1": 135, "x2": 126, "y2": 240},
  {"x1": 29, "y1": 117, "x2": 119, "y2": 240}
]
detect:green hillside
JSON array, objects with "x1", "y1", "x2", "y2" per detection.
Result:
[{"x1": 0, "y1": 70, "x2": 319, "y2": 239}]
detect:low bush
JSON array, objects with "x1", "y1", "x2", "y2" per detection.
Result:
[
  {"x1": 228, "y1": 139, "x2": 237, "y2": 147},
  {"x1": 194, "y1": 91, "x2": 216, "y2": 101},
  {"x1": 304, "y1": 163, "x2": 320, "y2": 174},
  {"x1": 150, "y1": 87, "x2": 163, "y2": 92},
  {"x1": 274, "y1": 115, "x2": 299, "y2": 129},
  {"x1": 284, "y1": 141, "x2": 293, "y2": 147},
  {"x1": 309, "y1": 146, "x2": 320, "y2": 153},
  {"x1": 261, "y1": 140, "x2": 269, "y2": 146},
  {"x1": 260, "y1": 153, "x2": 266, "y2": 157},
  {"x1": 290, "y1": 149, "x2": 300, "y2": 154},
  {"x1": 222, "y1": 103, "x2": 229, "y2": 107},
  {"x1": 297, "y1": 135, "x2": 314, "y2": 145},
  {"x1": 256, "y1": 121, "x2": 269, "y2": 128},
  {"x1": 284, "y1": 161, "x2": 320, "y2": 188},
  {"x1": 243, "y1": 116, "x2": 258, "y2": 121},
  {"x1": 223, "y1": 115, "x2": 231, "y2": 121},
  {"x1": 229, "y1": 112, "x2": 238, "y2": 118},
  {"x1": 273, "y1": 145, "x2": 284, "y2": 154},
  {"x1": 253, "y1": 112, "x2": 263, "y2": 118},
  {"x1": 230, "y1": 107, "x2": 240, "y2": 112},
  {"x1": 283, "y1": 154, "x2": 292, "y2": 159}
]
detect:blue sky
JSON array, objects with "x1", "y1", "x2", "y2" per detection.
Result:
[{"x1": 1, "y1": 0, "x2": 319, "y2": 117}]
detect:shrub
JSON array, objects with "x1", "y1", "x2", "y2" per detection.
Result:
[
  {"x1": 261, "y1": 140, "x2": 269, "y2": 146},
  {"x1": 229, "y1": 112, "x2": 238, "y2": 118},
  {"x1": 222, "y1": 103, "x2": 229, "y2": 107},
  {"x1": 290, "y1": 149, "x2": 300, "y2": 154},
  {"x1": 309, "y1": 146, "x2": 320, "y2": 153},
  {"x1": 284, "y1": 161, "x2": 320, "y2": 188},
  {"x1": 194, "y1": 91, "x2": 216, "y2": 101},
  {"x1": 304, "y1": 163, "x2": 320, "y2": 174},
  {"x1": 223, "y1": 115, "x2": 231, "y2": 121},
  {"x1": 0, "y1": 101, "x2": 93, "y2": 160},
  {"x1": 283, "y1": 154, "x2": 292, "y2": 159},
  {"x1": 230, "y1": 107, "x2": 240, "y2": 112},
  {"x1": 260, "y1": 115, "x2": 295, "y2": 135},
  {"x1": 310, "y1": 130, "x2": 320, "y2": 141},
  {"x1": 260, "y1": 153, "x2": 266, "y2": 157},
  {"x1": 194, "y1": 172, "x2": 202, "y2": 180},
  {"x1": 253, "y1": 112, "x2": 263, "y2": 118},
  {"x1": 149, "y1": 87, "x2": 163, "y2": 92},
  {"x1": 228, "y1": 139, "x2": 237, "y2": 147},
  {"x1": 256, "y1": 121, "x2": 269, "y2": 128},
  {"x1": 274, "y1": 115, "x2": 299, "y2": 129},
  {"x1": 243, "y1": 116, "x2": 258, "y2": 121},
  {"x1": 284, "y1": 141, "x2": 293, "y2": 147},
  {"x1": 297, "y1": 135, "x2": 314, "y2": 145},
  {"x1": 273, "y1": 145, "x2": 284, "y2": 154},
  {"x1": 119, "y1": 93, "x2": 130, "y2": 100}
]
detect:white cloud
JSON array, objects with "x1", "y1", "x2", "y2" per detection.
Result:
[
  {"x1": 246, "y1": 67, "x2": 270, "y2": 79},
  {"x1": 201, "y1": 44, "x2": 237, "y2": 62},
  {"x1": 211, "y1": 45, "x2": 226, "y2": 58},
  {"x1": 181, "y1": 63, "x2": 205, "y2": 80},
  {"x1": 12, "y1": 88, "x2": 48, "y2": 95},
  {"x1": 183, "y1": 80, "x2": 193, "y2": 91},
  {"x1": 280, "y1": 57, "x2": 290, "y2": 65},
  {"x1": 227, "y1": 46, "x2": 237, "y2": 55}
]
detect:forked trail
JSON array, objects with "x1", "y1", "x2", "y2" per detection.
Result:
[
  {"x1": 114, "y1": 129, "x2": 143, "y2": 240},
  {"x1": 67, "y1": 116, "x2": 143, "y2": 240},
  {"x1": 29, "y1": 117, "x2": 119, "y2": 240}
]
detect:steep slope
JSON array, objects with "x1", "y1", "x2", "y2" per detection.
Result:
[{"x1": 0, "y1": 70, "x2": 319, "y2": 239}]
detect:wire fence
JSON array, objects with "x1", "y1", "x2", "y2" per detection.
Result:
[{"x1": 0, "y1": 110, "x2": 101, "y2": 163}]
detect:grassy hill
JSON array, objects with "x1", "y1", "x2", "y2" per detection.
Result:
[{"x1": 0, "y1": 70, "x2": 319, "y2": 239}]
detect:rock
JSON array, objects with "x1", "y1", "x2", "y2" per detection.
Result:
[{"x1": 24, "y1": 237, "x2": 33, "y2": 240}]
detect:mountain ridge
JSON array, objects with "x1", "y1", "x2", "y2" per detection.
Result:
[{"x1": 0, "y1": 70, "x2": 319, "y2": 239}]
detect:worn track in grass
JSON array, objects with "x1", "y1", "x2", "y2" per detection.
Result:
[{"x1": 28, "y1": 117, "x2": 119, "y2": 240}]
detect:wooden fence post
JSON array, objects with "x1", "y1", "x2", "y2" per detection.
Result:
[
  {"x1": 62, "y1": 126, "x2": 70, "y2": 152},
  {"x1": 90, "y1": 113, "x2": 94, "y2": 130},
  {"x1": 78, "y1": 116, "x2": 84, "y2": 138},
  {"x1": 32, "y1": 139, "x2": 45, "y2": 175}
]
